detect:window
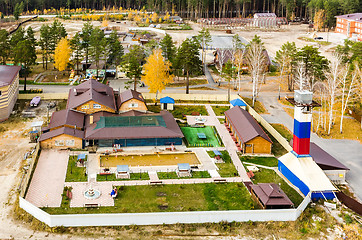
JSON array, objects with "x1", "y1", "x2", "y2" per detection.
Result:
[
  {"x1": 55, "y1": 140, "x2": 64, "y2": 146},
  {"x1": 0, "y1": 91, "x2": 2, "y2": 96},
  {"x1": 246, "y1": 144, "x2": 252, "y2": 147},
  {"x1": 82, "y1": 104, "x2": 89, "y2": 109},
  {"x1": 128, "y1": 102, "x2": 138, "y2": 108},
  {"x1": 93, "y1": 104, "x2": 101, "y2": 109},
  {"x1": 66, "y1": 140, "x2": 75, "y2": 146}
]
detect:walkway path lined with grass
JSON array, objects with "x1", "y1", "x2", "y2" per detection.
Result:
[{"x1": 204, "y1": 105, "x2": 250, "y2": 181}]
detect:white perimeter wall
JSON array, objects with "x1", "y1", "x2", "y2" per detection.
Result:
[{"x1": 20, "y1": 193, "x2": 311, "y2": 227}]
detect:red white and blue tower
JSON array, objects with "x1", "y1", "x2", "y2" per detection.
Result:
[{"x1": 292, "y1": 90, "x2": 314, "y2": 156}]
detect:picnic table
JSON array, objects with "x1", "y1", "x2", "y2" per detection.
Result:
[{"x1": 197, "y1": 132, "x2": 207, "y2": 139}]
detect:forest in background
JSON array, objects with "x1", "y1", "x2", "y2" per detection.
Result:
[{"x1": 0, "y1": 0, "x2": 361, "y2": 27}]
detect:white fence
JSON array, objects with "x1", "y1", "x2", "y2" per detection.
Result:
[
  {"x1": 129, "y1": 27, "x2": 166, "y2": 34},
  {"x1": 19, "y1": 193, "x2": 311, "y2": 227}
]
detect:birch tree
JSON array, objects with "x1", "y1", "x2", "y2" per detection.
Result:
[
  {"x1": 217, "y1": 48, "x2": 227, "y2": 84},
  {"x1": 197, "y1": 27, "x2": 211, "y2": 67},
  {"x1": 324, "y1": 54, "x2": 345, "y2": 135},
  {"x1": 232, "y1": 34, "x2": 245, "y2": 91},
  {"x1": 245, "y1": 35, "x2": 266, "y2": 107},
  {"x1": 340, "y1": 62, "x2": 361, "y2": 133}
]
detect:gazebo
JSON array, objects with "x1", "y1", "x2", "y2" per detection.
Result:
[
  {"x1": 160, "y1": 96, "x2": 175, "y2": 110},
  {"x1": 230, "y1": 99, "x2": 247, "y2": 109},
  {"x1": 116, "y1": 165, "x2": 130, "y2": 179},
  {"x1": 177, "y1": 163, "x2": 191, "y2": 177}
]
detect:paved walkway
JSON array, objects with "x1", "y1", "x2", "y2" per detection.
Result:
[
  {"x1": 26, "y1": 150, "x2": 68, "y2": 207},
  {"x1": 204, "y1": 104, "x2": 250, "y2": 181},
  {"x1": 66, "y1": 182, "x2": 114, "y2": 207}
]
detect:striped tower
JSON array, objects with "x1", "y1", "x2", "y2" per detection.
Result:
[{"x1": 292, "y1": 90, "x2": 313, "y2": 156}]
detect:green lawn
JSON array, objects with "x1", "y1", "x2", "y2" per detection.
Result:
[
  {"x1": 218, "y1": 118, "x2": 225, "y2": 124},
  {"x1": 259, "y1": 125, "x2": 288, "y2": 157},
  {"x1": 240, "y1": 156, "x2": 278, "y2": 167},
  {"x1": 251, "y1": 168, "x2": 304, "y2": 206},
  {"x1": 211, "y1": 106, "x2": 230, "y2": 116},
  {"x1": 65, "y1": 156, "x2": 87, "y2": 182},
  {"x1": 157, "y1": 171, "x2": 211, "y2": 179},
  {"x1": 242, "y1": 97, "x2": 267, "y2": 114},
  {"x1": 42, "y1": 183, "x2": 258, "y2": 214},
  {"x1": 207, "y1": 151, "x2": 238, "y2": 177},
  {"x1": 97, "y1": 173, "x2": 150, "y2": 181},
  {"x1": 271, "y1": 123, "x2": 293, "y2": 142},
  {"x1": 147, "y1": 105, "x2": 208, "y2": 120},
  {"x1": 181, "y1": 126, "x2": 221, "y2": 147}
]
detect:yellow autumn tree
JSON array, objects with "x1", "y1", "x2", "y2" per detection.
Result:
[
  {"x1": 151, "y1": 12, "x2": 158, "y2": 22},
  {"x1": 314, "y1": 9, "x2": 325, "y2": 31},
  {"x1": 142, "y1": 49, "x2": 173, "y2": 101},
  {"x1": 101, "y1": 19, "x2": 109, "y2": 27},
  {"x1": 54, "y1": 38, "x2": 71, "y2": 72}
]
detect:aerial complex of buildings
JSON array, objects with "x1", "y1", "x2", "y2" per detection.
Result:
[{"x1": 0, "y1": 65, "x2": 21, "y2": 122}]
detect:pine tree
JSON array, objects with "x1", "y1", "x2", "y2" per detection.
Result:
[
  {"x1": 107, "y1": 30, "x2": 124, "y2": 67},
  {"x1": 0, "y1": 29, "x2": 10, "y2": 65},
  {"x1": 121, "y1": 45, "x2": 145, "y2": 91},
  {"x1": 39, "y1": 24, "x2": 51, "y2": 69},
  {"x1": 54, "y1": 38, "x2": 71, "y2": 72},
  {"x1": 13, "y1": 39, "x2": 36, "y2": 91},
  {"x1": 80, "y1": 22, "x2": 93, "y2": 68},
  {"x1": 89, "y1": 27, "x2": 106, "y2": 78},
  {"x1": 70, "y1": 33, "x2": 83, "y2": 75},
  {"x1": 160, "y1": 34, "x2": 176, "y2": 65},
  {"x1": 142, "y1": 49, "x2": 173, "y2": 102}
]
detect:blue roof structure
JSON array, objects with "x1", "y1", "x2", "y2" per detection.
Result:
[
  {"x1": 160, "y1": 96, "x2": 175, "y2": 104},
  {"x1": 178, "y1": 163, "x2": 190, "y2": 171},
  {"x1": 77, "y1": 153, "x2": 86, "y2": 160},
  {"x1": 213, "y1": 150, "x2": 222, "y2": 156},
  {"x1": 230, "y1": 99, "x2": 246, "y2": 107},
  {"x1": 117, "y1": 165, "x2": 129, "y2": 173}
]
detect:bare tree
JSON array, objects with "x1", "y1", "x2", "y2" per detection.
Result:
[
  {"x1": 294, "y1": 61, "x2": 310, "y2": 91},
  {"x1": 324, "y1": 54, "x2": 346, "y2": 135},
  {"x1": 340, "y1": 62, "x2": 361, "y2": 133},
  {"x1": 245, "y1": 36, "x2": 266, "y2": 107},
  {"x1": 217, "y1": 48, "x2": 227, "y2": 84}
]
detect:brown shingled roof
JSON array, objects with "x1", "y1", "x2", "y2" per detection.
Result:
[
  {"x1": 0, "y1": 65, "x2": 21, "y2": 87},
  {"x1": 250, "y1": 183, "x2": 293, "y2": 207},
  {"x1": 39, "y1": 127, "x2": 84, "y2": 141},
  {"x1": 84, "y1": 110, "x2": 183, "y2": 140},
  {"x1": 67, "y1": 79, "x2": 116, "y2": 111},
  {"x1": 48, "y1": 109, "x2": 85, "y2": 130},
  {"x1": 225, "y1": 106, "x2": 272, "y2": 144},
  {"x1": 118, "y1": 89, "x2": 145, "y2": 109}
]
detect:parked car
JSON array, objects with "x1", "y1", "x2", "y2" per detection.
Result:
[
  {"x1": 30, "y1": 96, "x2": 41, "y2": 107},
  {"x1": 314, "y1": 37, "x2": 323, "y2": 40}
]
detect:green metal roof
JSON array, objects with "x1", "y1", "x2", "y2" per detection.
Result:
[{"x1": 95, "y1": 115, "x2": 167, "y2": 129}]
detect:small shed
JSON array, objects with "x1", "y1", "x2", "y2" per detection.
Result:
[
  {"x1": 160, "y1": 96, "x2": 175, "y2": 110},
  {"x1": 177, "y1": 163, "x2": 191, "y2": 177},
  {"x1": 250, "y1": 183, "x2": 293, "y2": 209},
  {"x1": 116, "y1": 165, "x2": 130, "y2": 179},
  {"x1": 230, "y1": 99, "x2": 247, "y2": 109}
]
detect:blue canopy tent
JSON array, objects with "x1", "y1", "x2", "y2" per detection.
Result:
[
  {"x1": 230, "y1": 99, "x2": 247, "y2": 108},
  {"x1": 160, "y1": 96, "x2": 175, "y2": 110},
  {"x1": 77, "y1": 153, "x2": 86, "y2": 160},
  {"x1": 213, "y1": 150, "x2": 222, "y2": 156}
]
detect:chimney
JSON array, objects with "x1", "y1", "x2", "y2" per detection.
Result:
[
  {"x1": 90, "y1": 116, "x2": 94, "y2": 125},
  {"x1": 292, "y1": 90, "x2": 313, "y2": 156}
]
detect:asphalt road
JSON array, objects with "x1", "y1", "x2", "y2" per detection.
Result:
[{"x1": 259, "y1": 94, "x2": 362, "y2": 202}]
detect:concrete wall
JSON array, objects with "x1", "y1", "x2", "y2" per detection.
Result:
[
  {"x1": 129, "y1": 27, "x2": 166, "y2": 34},
  {"x1": 19, "y1": 193, "x2": 311, "y2": 227}
]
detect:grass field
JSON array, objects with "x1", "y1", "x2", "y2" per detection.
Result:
[
  {"x1": 212, "y1": 105, "x2": 230, "y2": 116},
  {"x1": 207, "y1": 151, "x2": 238, "y2": 177},
  {"x1": 241, "y1": 156, "x2": 278, "y2": 167},
  {"x1": 251, "y1": 168, "x2": 304, "y2": 206},
  {"x1": 242, "y1": 97, "x2": 268, "y2": 114},
  {"x1": 157, "y1": 171, "x2": 211, "y2": 179},
  {"x1": 181, "y1": 126, "x2": 221, "y2": 147},
  {"x1": 65, "y1": 156, "x2": 87, "y2": 182},
  {"x1": 97, "y1": 173, "x2": 150, "y2": 181},
  {"x1": 147, "y1": 105, "x2": 208, "y2": 119},
  {"x1": 42, "y1": 183, "x2": 258, "y2": 214},
  {"x1": 100, "y1": 153, "x2": 200, "y2": 167},
  {"x1": 270, "y1": 123, "x2": 293, "y2": 142}
]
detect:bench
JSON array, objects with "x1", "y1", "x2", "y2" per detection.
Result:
[
  {"x1": 214, "y1": 178, "x2": 227, "y2": 183},
  {"x1": 84, "y1": 203, "x2": 100, "y2": 208},
  {"x1": 150, "y1": 181, "x2": 163, "y2": 185},
  {"x1": 247, "y1": 171, "x2": 255, "y2": 179},
  {"x1": 100, "y1": 172, "x2": 112, "y2": 175}
]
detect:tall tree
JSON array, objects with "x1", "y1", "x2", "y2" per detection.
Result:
[
  {"x1": 0, "y1": 29, "x2": 10, "y2": 64},
  {"x1": 233, "y1": 34, "x2": 245, "y2": 91},
  {"x1": 80, "y1": 22, "x2": 94, "y2": 68},
  {"x1": 70, "y1": 33, "x2": 83, "y2": 75},
  {"x1": 142, "y1": 49, "x2": 173, "y2": 103},
  {"x1": 160, "y1": 33, "x2": 176, "y2": 65},
  {"x1": 121, "y1": 45, "x2": 145, "y2": 91},
  {"x1": 275, "y1": 41, "x2": 297, "y2": 97},
  {"x1": 197, "y1": 27, "x2": 211, "y2": 67},
  {"x1": 39, "y1": 24, "x2": 51, "y2": 69},
  {"x1": 107, "y1": 30, "x2": 124, "y2": 67},
  {"x1": 13, "y1": 40, "x2": 36, "y2": 91},
  {"x1": 54, "y1": 37, "x2": 71, "y2": 73},
  {"x1": 175, "y1": 38, "x2": 202, "y2": 94},
  {"x1": 89, "y1": 27, "x2": 107, "y2": 78},
  {"x1": 245, "y1": 35, "x2": 267, "y2": 106}
]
